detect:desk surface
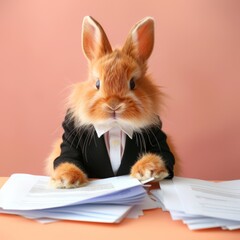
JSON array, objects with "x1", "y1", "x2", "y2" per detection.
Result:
[{"x1": 0, "y1": 177, "x2": 239, "y2": 240}]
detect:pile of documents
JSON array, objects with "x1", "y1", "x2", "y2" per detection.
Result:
[
  {"x1": 0, "y1": 174, "x2": 158, "y2": 223},
  {"x1": 151, "y1": 177, "x2": 240, "y2": 230},
  {"x1": 1, "y1": 173, "x2": 240, "y2": 229}
]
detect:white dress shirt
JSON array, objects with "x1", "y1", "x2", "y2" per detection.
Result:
[{"x1": 94, "y1": 123, "x2": 133, "y2": 175}]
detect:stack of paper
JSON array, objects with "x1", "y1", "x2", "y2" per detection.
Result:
[
  {"x1": 151, "y1": 177, "x2": 240, "y2": 230},
  {"x1": 0, "y1": 174, "x2": 158, "y2": 223}
]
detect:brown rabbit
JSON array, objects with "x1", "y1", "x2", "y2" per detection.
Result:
[{"x1": 46, "y1": 16, "x2": 175, "y2": 188}]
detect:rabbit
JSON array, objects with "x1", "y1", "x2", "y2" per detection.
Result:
[{"x1": 46, "y1": 16, "x2": 175, "y2": 188}]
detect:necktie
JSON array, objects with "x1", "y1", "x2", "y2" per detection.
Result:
[{"x1": 109, "y1": 127, "x2": 121, "y2": 175}]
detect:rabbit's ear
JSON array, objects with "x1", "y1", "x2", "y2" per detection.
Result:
[
  {"x1": 82, "y1": 16, "x2": 112, "y2": 61},
  {"x1": 122, "y1": 17, "x2": 154, "y2": 62}
]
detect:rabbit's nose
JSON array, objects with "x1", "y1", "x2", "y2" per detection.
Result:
[
  {"x1": 107, "y1": 104, "x2": 121, "y2": 111},
  {"x1": 106, "y1": 98, "x2": 124, "y2": 112},
  {"x1": 107, "y1": 98, "x2": 120, "y2": 110}
]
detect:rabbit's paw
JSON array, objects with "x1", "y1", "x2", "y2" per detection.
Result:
[
  {"x1": 131, "y1": 153, "x2": 169, "y2": 181},
  {"x1": 51, "y1": 163, "x2": 88, "y2": 188}
]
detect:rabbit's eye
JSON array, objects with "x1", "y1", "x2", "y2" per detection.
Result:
[
  {"x1": 129, "y1": 78, "x2": 135, "y2": 90},
  {"x1": 96, "y1": 79, "x2": 100, "y2": 90}
]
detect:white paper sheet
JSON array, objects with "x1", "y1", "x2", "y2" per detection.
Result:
[
  {"x1": 173, "y1": 177, "x2": 240, "y2": 221},
  {"x1": 127, "y1": 193, "x2": 160, "y2": 218},
  {"x1": 0, "y1": 173, "x2": 158, "y2": 224},
  {"x1": 152, "y1": 177, "x2": 240, "y2": 230},
  {"x1": 0, "y1": 174, "x2": 145, "y2": 210},
  {"x1": 0, "y1": 204, "x2": 132, "y2": 223}
]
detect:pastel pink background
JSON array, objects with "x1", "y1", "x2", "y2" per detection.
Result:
[{"x1": 0, "y1": 0, "x2": 239, "y2": 179}]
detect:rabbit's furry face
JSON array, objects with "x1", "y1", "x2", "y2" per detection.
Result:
[
  {"x1": 69, "y1": 49, "x2": 160, "y2": 131},
  {"x1": 68, "y1": 16, "x2": 161, "y2": 131}
]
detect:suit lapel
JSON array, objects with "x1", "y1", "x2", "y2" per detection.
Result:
[
  {"x1": 117, "y1": 134, "x2": 139, "y2": 176},
  {"x1": 86, "y1": 131, "x2": 114, "y2": 177},
  {"x1": 86, "y1": 131, "x2": 140, "y2": 177}
]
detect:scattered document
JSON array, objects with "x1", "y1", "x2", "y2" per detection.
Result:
[
  {"x1": 151, "y1": 177, "x2": 240, "y2": 230},
  {"x1": 4, "y1": 173, "x2": 238, "y2": 229},
  {"x1": 0, "y1": 174, "x2": 157, "y2": 223}
]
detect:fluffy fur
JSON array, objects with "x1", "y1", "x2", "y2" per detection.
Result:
[
  {"x1": 47, "y1": 16, "x2": 169, "y2": 188},
  {"x1": 131, "y1": 153, "x2": 169, "y2": 181},
  {"x1": 68, "y1": 50, "x2": 161, "y2": 131},
  {"x1": 51, "y1": 162, "x2": 88, "y2": 188}
]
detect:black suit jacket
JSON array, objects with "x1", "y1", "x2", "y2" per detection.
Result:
[{"x1": 54, "y1": 113, "x2": 175, "y2": 179}]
